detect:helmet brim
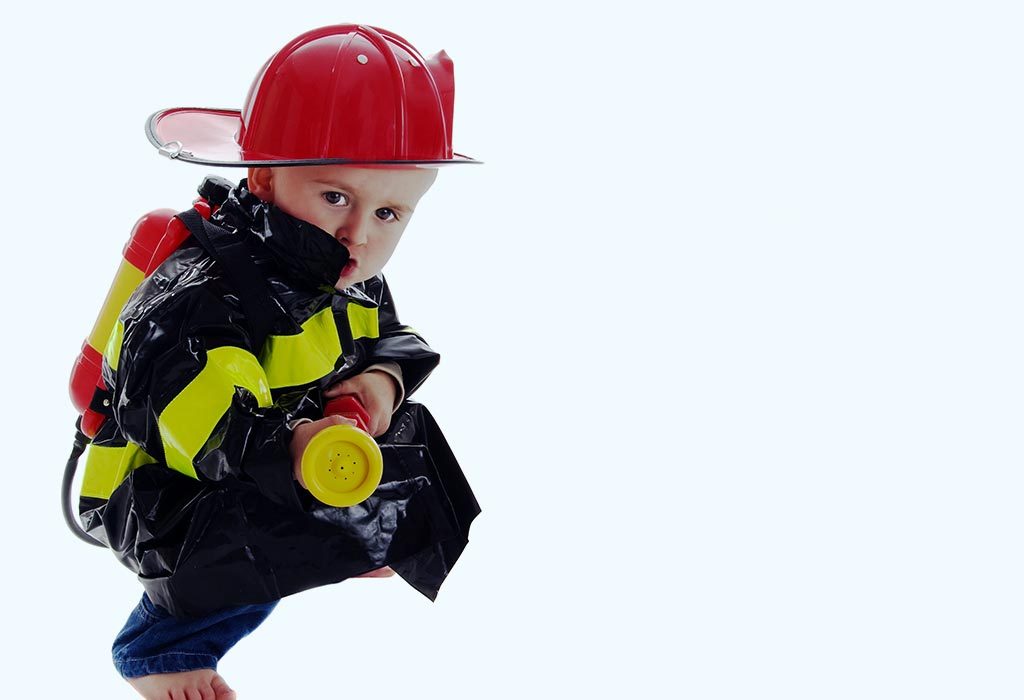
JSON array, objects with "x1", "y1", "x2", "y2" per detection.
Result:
[{"x1": 146, "y1": 107, "x2": 481, "y2": 167}]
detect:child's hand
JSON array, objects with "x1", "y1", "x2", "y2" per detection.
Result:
[
  {"x1": 323, "y1": 370, "x2": 398, "y2": 437},
  {"x1": 289, "y1": 414, "x2": 358, "y2": 489},
  {"x1": 355, "y1": 567, "x2": 396, "y2": 578}
]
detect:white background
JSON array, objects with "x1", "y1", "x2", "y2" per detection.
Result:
[{"x1": 1, "y1": 1, "x2": 1022, "y2": 698}]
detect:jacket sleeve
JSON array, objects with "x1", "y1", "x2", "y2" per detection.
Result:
[
  {"x1": 359, "y1": 275, "x2": 441, "y2": 398},
  {"x1": 105, "y1": 254, "x2": 301, "y2": 506}
]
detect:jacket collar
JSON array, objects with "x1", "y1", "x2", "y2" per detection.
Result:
[{"x1": 211, "y1": 179, "x2": 349, "y2": 292}]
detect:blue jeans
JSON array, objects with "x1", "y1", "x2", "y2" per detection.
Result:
[{"x1": 112, "y1": 593, "x2": 278, "y2": 678}]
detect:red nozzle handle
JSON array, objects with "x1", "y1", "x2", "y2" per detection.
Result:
[{"x1": 323, "y1": 395, "x2": 371, "y2": 433}]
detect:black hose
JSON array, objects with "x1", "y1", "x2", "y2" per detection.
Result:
[{"x1": 63, "y1": 418, "x2": 106, "y2": 548}]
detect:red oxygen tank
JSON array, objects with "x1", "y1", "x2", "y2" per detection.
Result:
[{"x1": 69, "y1": 202, "x2": 210, "y2": 437}]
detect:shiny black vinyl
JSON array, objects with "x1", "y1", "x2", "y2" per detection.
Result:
[{"x1": 76, "y1": 178, "x2": 480, "y2": 618}]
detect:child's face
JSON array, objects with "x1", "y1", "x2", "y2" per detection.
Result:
[{"x1": 248, "y1": 164, "x2": 438, "y2": 289}]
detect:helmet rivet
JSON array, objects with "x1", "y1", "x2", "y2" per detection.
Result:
[
  {"x1": 409, "y1": 57, "x2": 419, "y2": 67},
  {"x1": 356, "y1": 54, "x2": 369, "y2": 65}
]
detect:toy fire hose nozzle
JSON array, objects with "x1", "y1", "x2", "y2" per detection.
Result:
[{"x1": 300, "y1": 396, "x2": 384, "y2": 507}]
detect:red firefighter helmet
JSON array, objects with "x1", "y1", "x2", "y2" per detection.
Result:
[{"x1": 146, "y1": 24, "x2": 477, "y2": 166}]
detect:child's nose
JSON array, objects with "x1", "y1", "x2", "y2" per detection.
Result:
[{"x1": 336, "y1": 216, "x2": 369, "y2": 247}]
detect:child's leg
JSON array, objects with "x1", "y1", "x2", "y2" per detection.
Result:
[{"x1": 112, "y1": 593, "x2": 277, "y2": 679}]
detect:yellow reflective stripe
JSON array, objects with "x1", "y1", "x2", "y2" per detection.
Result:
[
  {"x1": 80, "y1": 442, "x2": 157, "y2": 500},
  {"x1": 260, "y1": 307, "x2": 342, "y2": 388},
  {"x1": 347, "y1": 303, "x2": 380, "y2": 340},
  {"x1": 103, "y1": 319, "x2": 125, "y2": 371},
  {"x1": 158, "y1": 347, "x2": 273, "y2": 478},
  {"x1": 87, "y1": 259, "x2": 145, "y2": 352}
]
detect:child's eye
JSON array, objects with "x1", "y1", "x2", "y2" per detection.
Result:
[
  {"x1": 322, "y1": 191, "x2": 348, "y2": 206},
  {"x1": 376, "y1": 208, "x2": 398, "y2": 222}
]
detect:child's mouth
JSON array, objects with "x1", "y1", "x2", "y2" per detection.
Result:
[{"x1": 342, "y1": 259, "x2": 357, "y2": 276}]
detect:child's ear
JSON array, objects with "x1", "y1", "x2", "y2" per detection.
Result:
[{"x1": 248, "y1": 167, "x2": 274, "y2": 201}]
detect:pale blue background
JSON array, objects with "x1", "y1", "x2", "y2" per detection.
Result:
[{"x1": 2, "y1": 0, "x2": 1022, "y2": 697}]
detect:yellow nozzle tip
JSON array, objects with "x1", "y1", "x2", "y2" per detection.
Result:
[{"x1": 301, "y1": 425, "x2": 383, "y2": 507}]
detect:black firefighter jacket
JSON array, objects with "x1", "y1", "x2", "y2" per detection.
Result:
[{"x1": 78, "y1": 179, "x2": 480, "y2": 618}]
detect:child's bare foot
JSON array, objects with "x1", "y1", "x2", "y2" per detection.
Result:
[{"x1": 127, "y1": 668, "x2": 236, "y2": 700}]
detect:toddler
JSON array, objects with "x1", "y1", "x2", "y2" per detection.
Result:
[{"x1": 72, "y1": 24, "x2": 480, "y2": 700}]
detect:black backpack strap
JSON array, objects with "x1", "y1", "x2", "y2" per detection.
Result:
[{"x1": 177, "y1": 208, "x2": 285, "y2": 352}]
